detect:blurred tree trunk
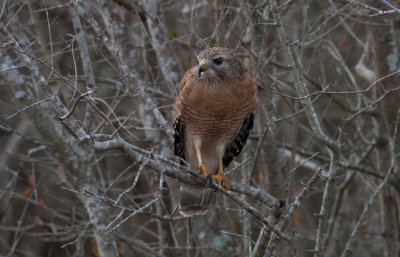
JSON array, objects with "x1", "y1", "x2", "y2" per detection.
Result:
[
  {"x1": 369, "y1": 8, "x2": 400, "y2": 257},
  {"x1": 249, "y1": 2, "x2": 286, "y2": 256},
  {"x1": 250, "y1": 0, "x2": 285, "y2": 203}
]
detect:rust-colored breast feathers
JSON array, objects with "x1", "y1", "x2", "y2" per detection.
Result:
[{"x1": 176, "y1": 70, "x2": 257, "y2": 145}]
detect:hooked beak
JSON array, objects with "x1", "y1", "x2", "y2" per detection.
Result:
[{"x1": 198, "y1": 59, "x2": 210, "y2": 76}]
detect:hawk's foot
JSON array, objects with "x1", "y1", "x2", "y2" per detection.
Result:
[
  {"x1": 211, "y1": 174, "x2": 229, "y2": 189},
  {"x1": 197, "y1": 162, "x2": 210, "y2": 177}
]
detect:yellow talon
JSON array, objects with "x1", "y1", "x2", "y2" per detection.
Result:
[
  {"x1": 211, "y1": 174, "x2": 229, "y2": 189},
  {"x1": 197, "y1": 162, "x2": 210, "y2": 177}
]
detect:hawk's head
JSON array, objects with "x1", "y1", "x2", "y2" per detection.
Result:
[{"x1": 196, "y1": 47, "x2": 246, "y2": 83}]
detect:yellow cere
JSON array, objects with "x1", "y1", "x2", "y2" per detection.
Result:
[{"x1": 199, "y1": 59, "x2": 209, "y2": 68}]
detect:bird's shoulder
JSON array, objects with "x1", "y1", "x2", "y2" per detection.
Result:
[
  {"x1": 178, "y1": 67, "x2": 198, "y2": 93},
  {"x1": 172, "y1": 67, "x2": 197, "y2": 118}
]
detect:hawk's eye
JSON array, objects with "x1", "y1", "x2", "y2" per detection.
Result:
[{"x1": 212, "y1": 57, "x2": 223, "y2": 65}]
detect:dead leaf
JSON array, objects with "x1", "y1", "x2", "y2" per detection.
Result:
[
  {"x1": 23, "y1": 187, "x2": 31, "y2": 197},
  {"x1": 337, "y1": 35, "x2": 347, "y2": 48}
]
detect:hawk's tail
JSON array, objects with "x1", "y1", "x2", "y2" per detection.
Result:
[{"x1": 179, "y1": 184, "x2": 214, "y2": 217}]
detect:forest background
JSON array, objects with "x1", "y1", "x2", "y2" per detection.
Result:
[{"x1": 1, "y1": 1, "x2": 400, "y2": 257}]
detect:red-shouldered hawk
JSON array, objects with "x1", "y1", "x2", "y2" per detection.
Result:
[{"x1": 172, "y1": 47, "x2": 258, "y2": 216}]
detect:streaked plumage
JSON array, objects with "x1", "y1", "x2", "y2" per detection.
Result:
[{"x1": 172, "y1": 47, "x2": 258, "y2": 216}]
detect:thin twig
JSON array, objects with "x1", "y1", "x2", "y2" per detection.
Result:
[{"x1": 340, "y1": 110, "x2": 400, "y2": 257}]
